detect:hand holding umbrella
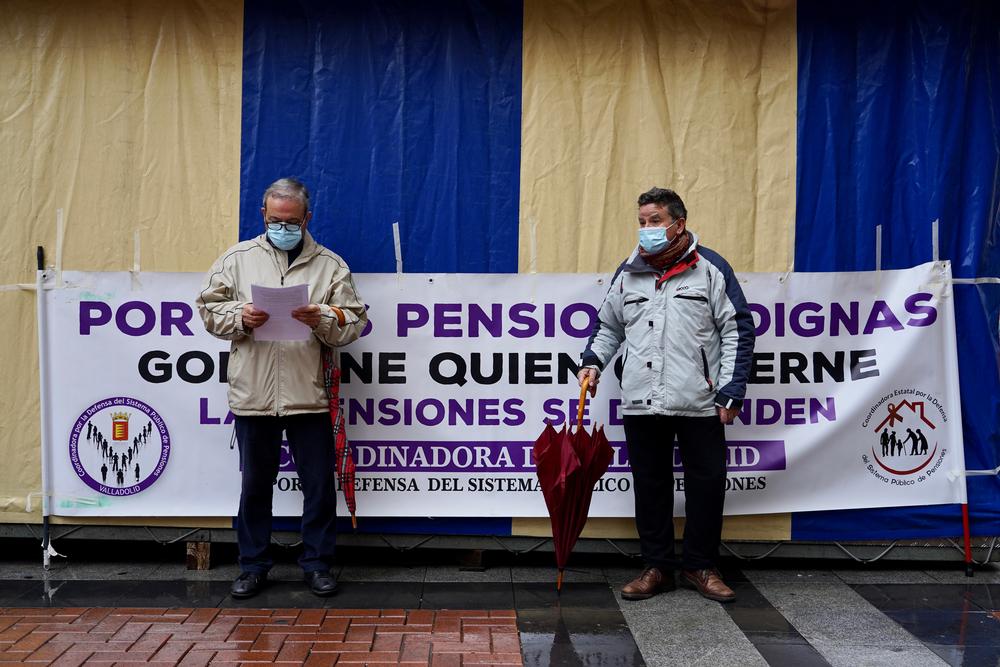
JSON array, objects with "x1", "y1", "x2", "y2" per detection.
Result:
[{"x1": 533, "y1": 375, "x2": 614, "y2": 590}]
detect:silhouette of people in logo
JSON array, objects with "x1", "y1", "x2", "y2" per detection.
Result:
[
  {"x1": 906, "y1": 428, "x2": 919, "y2": 455},
  {"x1": 917, "y1": 428, "x2": 929, "y2": 455},
  {"x1": 880, "y1": 430, "x2": 890, "y2": 456},
  {"x1": 888, "y1": 431, "x2": 900, "y2": 456},
  {"x1": 85, "y1": 414, "x2": 161, "y2": 488}
]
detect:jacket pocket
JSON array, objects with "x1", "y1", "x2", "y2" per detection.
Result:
[
  {"x1": 699, "y1": 346, "x2": 714, "y2": 392},
  {"x1": 674, "y1": 293, "x2": 708, "y2": 302},
  {"x1": 624, "y1": 296, "x2": 649, "y2": 306},
  {"x1": 620, "y1": 347, "x2": 653, "y2": 409}
]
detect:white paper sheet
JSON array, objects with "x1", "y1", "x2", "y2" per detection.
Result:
[{"x1": 250, "y1": 283, "x2": 311, "y2": 341}]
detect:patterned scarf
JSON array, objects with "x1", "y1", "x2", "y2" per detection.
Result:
[{"x1": 639, "y1": 230, "x2": 692, "y2": 271}]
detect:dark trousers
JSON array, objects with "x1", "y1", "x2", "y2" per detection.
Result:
[
  {"x1": 234, "y1": 413, "x2": 337, "y2": 574},
  {"x1": 624, "y1": 414, "x2": 727, "y2": 571}
]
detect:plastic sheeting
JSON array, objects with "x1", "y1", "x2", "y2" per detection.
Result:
[
  {"x1": 519, "y1": 0, "x2": 797, "y2": 274},
  {"x1": 239, "y1": 0, "x2": 523, "y2": 273},
  {"x1": 0, "y1": 0, "x2": 244, "y2": 520},
  {"x1": 793, "y1": 0, "x2": 1000, "y2": 538}
]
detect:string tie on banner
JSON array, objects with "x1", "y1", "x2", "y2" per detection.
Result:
[{"x1": 948, "y1": 466, "x2": 1000, "y2": 482}]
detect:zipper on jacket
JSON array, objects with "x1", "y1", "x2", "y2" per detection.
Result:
[
  {"x1": 275, "y1": 339, "x2": 283, "y2": 416},
  {"x1": 675, "y1": 293, "x2": 707, "y2": 302},
  {"x1": 623, "y1": 296, "x2": 649, "y2": 306},
  {"x1": 700, "y1": 346, "x2": 714, "y2": 391}
]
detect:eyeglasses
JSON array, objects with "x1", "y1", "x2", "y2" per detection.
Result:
[{"x1": 266, "y1": 221, "x2": 303, "y2": 231}]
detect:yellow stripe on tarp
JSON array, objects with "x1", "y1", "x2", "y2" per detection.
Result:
[
  {"x1": 517, "y1": 0, "x2": 796, "y2": 542},
  {"x1": 519, "y1": 0, "x2": 797, "y2": 274},
  {"x1": 0, "y1": 0, "x2": 244, "y2": 522}
]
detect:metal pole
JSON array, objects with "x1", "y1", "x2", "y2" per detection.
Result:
[
  {"x1": 875, "y1": 225, "x2": 882, "y2": 271},
  {"x1": 35, "y1": 245, "x2": 52, "y2": 569},
  {"x1": 962, "y1": 502, "x2": 974, "y2": 577}
]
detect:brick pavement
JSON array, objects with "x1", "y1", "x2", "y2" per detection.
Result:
[{"x1": 0, "y1": 608, "x2": 523, "y2": 666}]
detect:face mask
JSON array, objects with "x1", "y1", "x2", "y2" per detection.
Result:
[
  {"x1": 638, "y1": 221, "x2": 676, "y2": 253},
  {"x1": 267, "y1": 226, "x2": 302, "y2": 251}
]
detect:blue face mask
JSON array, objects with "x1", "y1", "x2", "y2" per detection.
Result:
[
  {"x1": 638, "y1": 221, "x2": 677, "y2": 253},
  {"x1": 267, "y1": 226, "x2": 302, "y2": 251}
]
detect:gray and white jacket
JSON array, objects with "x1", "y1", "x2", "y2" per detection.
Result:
[{"x1": 581, "y1": 232, "x2": 755, "y2": 417}]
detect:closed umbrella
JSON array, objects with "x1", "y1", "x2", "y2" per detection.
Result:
[
  {"x1": 533, "y1": 378, "x2": 614, "y2": 590},
  {"x1": 322, "y1": 344, "x2": 357, "y2": 529}
]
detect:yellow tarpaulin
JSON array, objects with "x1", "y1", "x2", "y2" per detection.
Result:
[
  {"x1": 516, "y1": 0, "x2": 797, "y2": 540},
  {"x1": 519, "y1": 0, "x2": 796, "y2": 275},
  {"x1": 0, "y1": 0, "x2": 243, "y2": 521}
]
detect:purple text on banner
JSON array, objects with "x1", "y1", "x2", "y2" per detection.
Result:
[{"x1": 276, "y1": 440, "x2": 786, "y2": 474}]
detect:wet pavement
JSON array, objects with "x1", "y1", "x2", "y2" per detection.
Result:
[{"x1": 1, "y1": 546, "x2": 999, "y2": 665}]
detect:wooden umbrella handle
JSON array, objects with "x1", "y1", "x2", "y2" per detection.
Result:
[{"x1": 577, "y1": 376, "x2": 590, "y2": 429}]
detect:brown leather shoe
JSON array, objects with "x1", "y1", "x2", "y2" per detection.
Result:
[
  {"x1": 620, "y1": 567, "x2": 674, "y2": 601},
  {"x1": 681, "y1": 568, "x2": 736, "y2": 602}
]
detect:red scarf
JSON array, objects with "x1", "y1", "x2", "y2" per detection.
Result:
[{"x1": 639, "y1": 230, "x2": 692, "y2": 271}]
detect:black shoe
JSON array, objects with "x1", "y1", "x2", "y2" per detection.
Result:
[
  {"x1": 231, "y1": 571, "x2": 266, "y2": 599},
  {"x1": 305, "y1": 570, "x2": 338, "y2": 597}
]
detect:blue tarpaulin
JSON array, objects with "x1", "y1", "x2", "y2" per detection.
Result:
[
  {"x1": 240, "y1": 0, "x2": 522, "y2": 274},
  {"x1": 794, "y1": 0, "x2": 1000, "y2": 539}
]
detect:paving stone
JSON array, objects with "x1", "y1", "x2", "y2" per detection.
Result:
[
  {"x1": 811, "y1": 641, "x2": 948, "y2": 666},
  {"x1": 0, "y1": 606, "x2": 525, "y2": 667},
  {"x1": 833, "y1": 568, "x2": 939, "y2": 585},
  {"x1": 424, "y1": 566, "x2": 512, "y2": 583},
  {"x1": 755, "y1": 581, "x2": 932, "y2": 646},
  {"x1": 338, "y1": 565, "x2": 426, "y2": 582}
]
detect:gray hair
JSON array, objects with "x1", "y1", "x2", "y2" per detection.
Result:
[{"x1": 262, "y1": 177, "x2": 311, "y2": 214}]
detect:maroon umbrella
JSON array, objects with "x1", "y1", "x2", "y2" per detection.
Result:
[
  {"x1": 533, "y1": 378, "x2": 614, "y2": 590},
  {"x1": 322, "y1": 340, "x2": 357, "y2": 529}
]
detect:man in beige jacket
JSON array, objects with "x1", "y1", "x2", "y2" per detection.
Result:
[{"x1": 197, "y1": 178, "x2": 367, "y2": 599}]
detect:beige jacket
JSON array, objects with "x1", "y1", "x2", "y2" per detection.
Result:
[{"x1": 196, "y1": 231, "x2": 367, "y2": 416}]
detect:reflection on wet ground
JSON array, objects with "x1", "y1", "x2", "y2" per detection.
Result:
[{"x1": 1, "y1": 551, "x2": 1000, "y2": 665}]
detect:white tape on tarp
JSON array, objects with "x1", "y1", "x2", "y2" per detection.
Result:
[{"x1": 392, "y1": 221, "x2": 403, "y2": 275}]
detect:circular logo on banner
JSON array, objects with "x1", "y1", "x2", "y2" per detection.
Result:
[
  {"x1": 861, "y1": 388, "x2": 948, "y2": 485},
  {"x1": 68, "y1": 397, "x2": 170, "y2": 496}
]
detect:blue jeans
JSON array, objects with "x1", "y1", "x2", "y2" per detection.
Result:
[{"x1": 234, "y1": 413, "x2": 337, "y2": 574}]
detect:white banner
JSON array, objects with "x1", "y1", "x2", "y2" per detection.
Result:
[{"x1": 43, "y1": 262, "x2": 967, "y2": 517}]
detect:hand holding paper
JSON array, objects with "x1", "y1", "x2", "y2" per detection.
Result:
[
  {"x1": 291, "y1": 304, "x2": 322, "y2": 329},
  {"x1": 241, "y1": 303, "x2": 270, "y2": 330},
  {"x1": 250, "y1": 283, "x2": 311, "y2": 341}
]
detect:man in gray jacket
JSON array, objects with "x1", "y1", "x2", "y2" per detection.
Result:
[
  {"x1": 197, "y1": 178, "x2": 367, "y2": 599},
  {"x1": 579, "y1": 187, "x2": 754, "y2": 603}
]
